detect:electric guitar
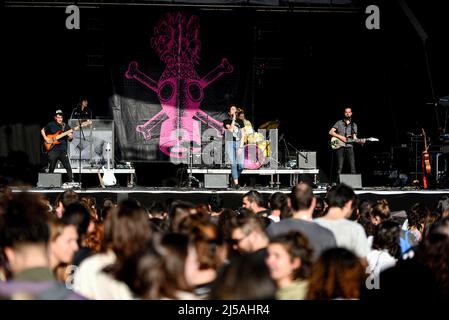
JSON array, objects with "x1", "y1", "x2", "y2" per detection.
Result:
[
  {"x1": 330, "y1": 136, "x2": 379, "y2": 150},
  {"x1": 421, "y1": 128, "x2": 431, "y2": 189},
  {"x1": 44, "y1": 120, "x2": 92, "y2": 152},
  {"x1": 101, "y1": 142, "x2": 117, "y2": 187}
]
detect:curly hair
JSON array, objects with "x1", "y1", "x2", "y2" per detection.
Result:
[{"x1": 306, "y1": 248, "x2": 366, "y2": 300}]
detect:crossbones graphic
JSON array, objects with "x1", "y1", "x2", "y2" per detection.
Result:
[{"x1": 125, "y1": 12, "x2": 233, "y2": 158}]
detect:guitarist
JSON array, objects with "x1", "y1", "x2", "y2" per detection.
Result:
[
  {"x1": 329, "y1": 107, "x2": 364, "y2": 183},
  {"x1": 40, "y1": 109, "x2": 74, "y2": 182}
]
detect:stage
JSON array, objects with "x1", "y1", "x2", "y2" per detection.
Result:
[{"x1": 11, "y1": 186, "x2": 449, "y2": 213}]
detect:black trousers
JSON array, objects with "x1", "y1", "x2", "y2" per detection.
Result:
[
  {"x1": 334, "y1": 147, "x2": 356, "y2": 182},
  {"x1": 48, "y1": 150, "x2": 73, "y2": 181}
]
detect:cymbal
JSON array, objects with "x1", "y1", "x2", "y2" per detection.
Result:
[{"x1": 258, "y1": 120, "x2": 280, "y2": 130}]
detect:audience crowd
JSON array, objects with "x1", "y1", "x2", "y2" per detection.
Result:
[{"x1": 0, "y1": 183, "x2": 448, "y2": 300}]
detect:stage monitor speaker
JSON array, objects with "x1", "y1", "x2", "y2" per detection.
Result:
[
  {"x1": 297, "y1": 151, "x2": 316, "y2": 169},
  {"x1": 37, "y1": 173, "x2": 62, "y2": 188},
  {"x1": 339, "y1": 174, "x2": 362, "y2": 189},
  {"x1": 204, "y1": 174, "x2": 228, "y2": 188}
]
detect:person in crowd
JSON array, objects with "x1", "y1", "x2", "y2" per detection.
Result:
[
  {"x1": 184, "y1": 221, "x2": 226, "y2": 298},
  {"x1": 312, "y1": 197, "x2": 327, "y2": 219},
  {"x1": 362, "y1": 222, "x2": 446, "y2": 300},
  {"x1": 307, "y1": 247, "x2": 366, "y2": 300},
  {"x1": 0, "y1": 250, "x2": 11, "y2": 282},
  {"x1": 411, "y1": 220, "x2": 449, "y2": 300},
  {"x1": 47, "y1": 216, "x2": 79, "y2": 282},
  {"x1": 209, "y1": 253, "x2": 276, "y2": 300},
  {"x1": 132, "y1": 233, "x2": 196, "y2": 299},
  {"x1": 367, "y1": 220, "x2": 400, "y2": 276},
  {"x1": 73, "y1": 199, "x2": 151, "y2": 299},
  {"x1": 53, "y1": 189, "x2": 79, "y2": 218},
  {"x1": 267, "y1": 182, "x2": 337, "y2": 260},
  {"x1": 266, "y1": 231, "x2": 313, "y2": 299},
  {"x1": 357, "y1": 201, "x2": 376, "y2": 246},
  {"x1": 80, "y1": 196, "x2": 99, "y2": 222},
  {"x1": 369, "y1": 199, "x2": 391, "y2": 226},
  {"x1": 242, "y1": 190, "x2": 271, "y2": 218},
  {"x1": 0, "y1": 193, "x2": 84, "y2": 299},
  {"x1": 168, "y1": 201, "x2": 196, "y2": 233},
  {"x1": 0, "y1": 184, "x2": 13, "y2": 215},
  {"x1": 437, "y1": 195, "x2": 449, "y2": 219},
  {"x1": 101, "y1": 203, "x2": 114, "y2": 222},
  {"x1": 216, "y1": 208, "x2": 240, "y2": 262},
  {"x1": 62, "y1": 203, "x2": 94, "y2": 266},
  {"x1": 400, "y1": 203, "x2": 431, "y2": 254},
  {"x1": 194, "y1": 204, "x2": 212, "y2": 222},
  {"x1": 148, "y1": 201, "x2": 168, "y2": 232},
  {"x1": 315, "y1": 184, "x2": 370, "y2": 259},
  {"x1": 268, "y1": 192, "x2": 290, "y2": 222},
  {"x1": 230, "y1": 213, "x2": 269, "y2": 260},
  {"x1": 208, "y1": 193, "x2": 224, "y2": 225}
]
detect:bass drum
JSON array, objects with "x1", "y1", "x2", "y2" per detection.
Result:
[{"x1": 244, "y1": 144, "x2": 265, "y2": 169}]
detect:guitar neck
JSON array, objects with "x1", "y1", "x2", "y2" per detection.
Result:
[{"x1": 422, "y1": 129, "x2": 428, "y2": 151}]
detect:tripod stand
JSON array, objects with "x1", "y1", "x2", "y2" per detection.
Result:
[{"x1": 186, "y1": 141, "x2": 201, "y2": 188}]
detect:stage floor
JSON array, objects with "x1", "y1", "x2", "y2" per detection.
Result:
[{"x1": 12, "y1": 186, "x2": 449, "y2": 212}]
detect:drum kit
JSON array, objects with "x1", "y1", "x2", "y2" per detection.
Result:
[
  {"x1": 174, "y1": 120, "x2": 279, "y2": 170},
  {"x1": 243, "y1": 120, "x2": 279, "y2": 169}
]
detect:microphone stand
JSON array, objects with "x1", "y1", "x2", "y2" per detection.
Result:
[
  {"x1": 78, "y1": 118, "x2": 85, "y2": 188},
  {"x1": 187, "y1": 141, "x2": 201, "y2": 188},
  {"x1": 280, "y1": 135, "x2": 290, "y2": 166}
]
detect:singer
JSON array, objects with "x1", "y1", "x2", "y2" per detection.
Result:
[
  {"x1": 328, "y1": 106, "x2": 363, "y2": 183},
  {"x1": 223, "y1": 104, "x2": 246, "y2": 189}
]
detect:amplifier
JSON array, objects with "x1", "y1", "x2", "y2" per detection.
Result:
[
  {"x1": 204, "y1": 174, "x2": 228, "y2": 188},
  {"x1": 339, "y1": 174, "x2": 363, "y2": 189},
  {"x1": 297, "y1": 151, "x2": 316, "y2": 169},
  {"x1": 37, "y1": 173, "x2": 62, "y2": 188}
]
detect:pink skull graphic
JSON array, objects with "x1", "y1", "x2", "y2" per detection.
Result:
[{"x1": 125, "y1": 12, "x2": 233, "y2": 158}]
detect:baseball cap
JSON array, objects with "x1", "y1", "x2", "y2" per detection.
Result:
[{"x1": 55, "y1": 109, "x2": 63, "y2": 116}]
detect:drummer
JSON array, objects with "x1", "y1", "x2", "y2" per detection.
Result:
[{"x1": 237, "y1": 108, "x2": 254, "y2": 144}]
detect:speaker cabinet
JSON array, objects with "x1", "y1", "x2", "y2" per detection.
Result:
[
  {"x1": 297, "y1": 152, "x2": 316, "y2": 169},
  {"x1": 204, "y1": 174, "x2": 228, "y2": 188},
  {"x1": 37, "y1": 173, "x2": 62, "y2": 188},
  {"x1": 339, "y1": 174, "x2": 362, "y2": 189}
]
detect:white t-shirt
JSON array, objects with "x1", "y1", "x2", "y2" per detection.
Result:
[
  {"x1": 367, "y1": 249, "x2": 397, "y2": 275},
  {"x1": 315, "y1": 218, "x2": 370, "y2": 258},
  {"x1": 268, "y1": 215, "x2": 280, "y2": 223},
  {"x1": 73, "y1": 250, "x2": 134, "y2": 300}
]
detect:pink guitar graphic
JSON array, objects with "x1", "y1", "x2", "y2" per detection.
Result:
[{"x1": 125, "y1": 12, "x2": 233, "y2": 159}]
